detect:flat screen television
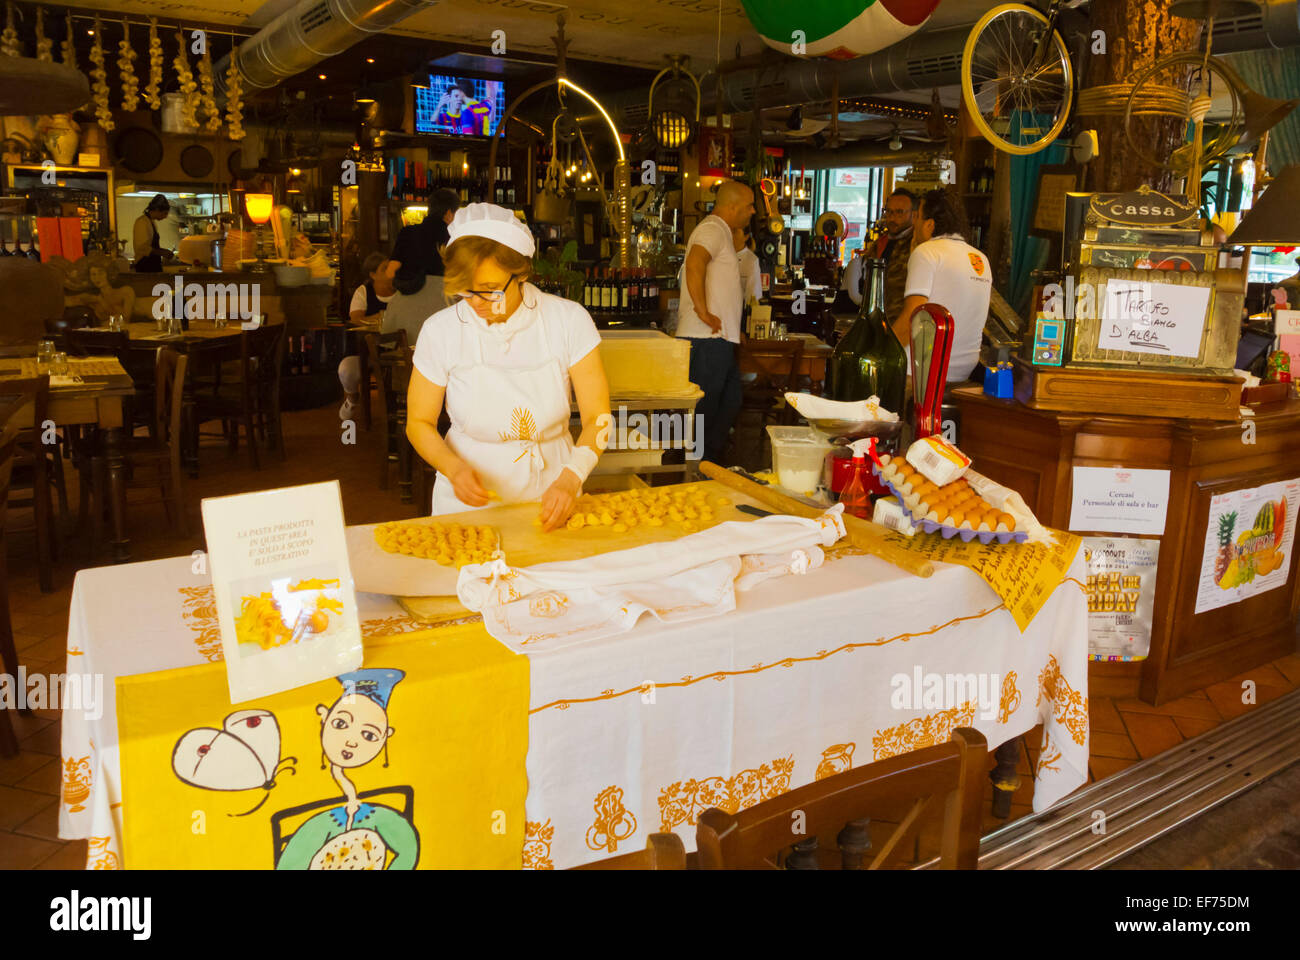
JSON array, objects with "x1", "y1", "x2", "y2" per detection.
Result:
[{"x1": 414, "y1": 75, "x2": 505, "y2": 137}]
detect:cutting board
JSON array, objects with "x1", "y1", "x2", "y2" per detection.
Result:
[{"x1": 347, "y1": 480, "x2": 773, "y2": 605}]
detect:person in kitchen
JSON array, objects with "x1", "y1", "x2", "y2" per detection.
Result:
[
  {"x1": 337, "y1": 252, "x2": 395, "y2": 420},
  {"x1": 384, "y1": 187, "x2": 460, "y2": 348},
  {"x1": 896, "y1": 188, "x2": 991, "y2": 383},
  {"x1": 132, "y1": 194, "x2": 174, "y2": 272},
  {"x1": 405, "y1": 203, "x2": 610, "y2": 531}
]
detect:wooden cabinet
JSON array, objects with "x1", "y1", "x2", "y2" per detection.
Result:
[{"x1": 954, "y1": 388, "x2": 1300, "y2": 704}]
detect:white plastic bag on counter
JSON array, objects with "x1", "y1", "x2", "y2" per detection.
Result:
[
  {"x1": 784, "y1": 392, "x2": 899, "y2": 423},
  {"x1": 964, "y1": 469, "x2": 1056, "y2": 546}
]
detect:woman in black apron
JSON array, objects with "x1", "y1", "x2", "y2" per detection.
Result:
[{"x1": 132, "y1": 194, "x2": 172, "y2": 272}]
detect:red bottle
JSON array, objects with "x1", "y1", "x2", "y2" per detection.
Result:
[{"x1": 838, "y1": 438, "x2": 877, "y2": 520}]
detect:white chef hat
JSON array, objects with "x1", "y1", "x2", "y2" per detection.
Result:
[{"x1": 446, "y1": 202, "x2": 536, "y2": 258}]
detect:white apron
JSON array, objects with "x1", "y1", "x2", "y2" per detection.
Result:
[{"x1": 431, "y1": 293, "x2": 576, "y2": 515}]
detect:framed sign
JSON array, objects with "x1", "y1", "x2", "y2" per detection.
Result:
[{"x1": 1030, "y1": 164, "x2": 1079, "y2": 239}]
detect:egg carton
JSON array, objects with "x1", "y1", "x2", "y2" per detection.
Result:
[{"x1": 871, "y1": 465, "x2": 1028, "y2": 545}]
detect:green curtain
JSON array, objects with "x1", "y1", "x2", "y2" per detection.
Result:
[
  {"x1": 1008, "y1": 113, "x2": 1067, "y2": 316},
  {"x1": 1224, "y1": 48, "x2": 1300, "y2": 173}
]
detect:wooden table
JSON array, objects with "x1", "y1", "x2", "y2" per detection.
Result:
[
  {"x1": 125, "y1": 321, "x2": 245, "y2": 477},
  {"x1": 0, "y1": 356, "x2": 135, "y2": 566},
  {"x1": 741, "y1": 333, "x2": 832, "y2": 394}
]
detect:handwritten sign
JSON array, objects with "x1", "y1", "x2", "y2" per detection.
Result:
[
  {"x1": 1069, "y1": 466, "x2": 1170, "y2": 536},
  {"x1": 1098, "y1": 279, "x2": 1210, "y2": 359}
]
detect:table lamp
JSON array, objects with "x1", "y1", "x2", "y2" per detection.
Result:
[
  {"x1": 244, "y1": 193, "x2": 274, "y2": 273},
  {"x1": 1227, "y1": 164, "x2": 1300, "y2": 248}
]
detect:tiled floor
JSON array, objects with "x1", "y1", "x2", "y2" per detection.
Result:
[{"x1": 2, "y1": 400, "x2": 1298, "y2": 867}]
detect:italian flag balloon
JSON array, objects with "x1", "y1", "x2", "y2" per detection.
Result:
[{"x1": 741, "y1": 0, "x2": 941, "y2": 59}]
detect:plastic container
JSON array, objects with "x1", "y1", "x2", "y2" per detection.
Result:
[{"x1": 767, "y1": 425, "x2": 832, "y2": 495}]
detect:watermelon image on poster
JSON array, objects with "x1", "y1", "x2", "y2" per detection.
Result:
[{"x1": 741, "y1": 0, "x2": 942, "y2": 59}]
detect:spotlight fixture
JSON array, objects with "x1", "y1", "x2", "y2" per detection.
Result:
[
  {"x1": 889, "y1": 127, "x2": 903, "y2": 151},
  {"x1": 647, "y1": 55, "x2": 700, "y2": 150},
  {"x1": 318, "y1": 73, "x2": 327, "y2": 80}
]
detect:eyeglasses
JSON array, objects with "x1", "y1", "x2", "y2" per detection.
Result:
[
  {"x1": 885, "y1": 206, "x2": 912, "y2": 216},
  {"x1": 459, "y1": 274, "x2": 522, "y2": 303}
]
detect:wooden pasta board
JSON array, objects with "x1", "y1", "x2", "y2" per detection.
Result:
[{"x1": 346, "y1": 481, "x2": 774, "y2": 620}]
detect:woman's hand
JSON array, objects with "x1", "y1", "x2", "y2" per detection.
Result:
[
  {"x1": 450, "y1": 465, "x2": 491, "y2": 507},
  {"x1": 540, "y1": 469, "x2": 581, "y2": 532}
]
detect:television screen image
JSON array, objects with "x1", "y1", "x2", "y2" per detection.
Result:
[{"x1": 415, "y1": 76, "x2": 505, "y2": 137}]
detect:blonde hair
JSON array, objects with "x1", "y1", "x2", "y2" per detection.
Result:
[{"x1": 441, "y1": 235, "x2": 533, "y2": 299}]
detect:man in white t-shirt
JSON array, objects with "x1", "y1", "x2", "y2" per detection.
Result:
[
  {"x1": 735, "y1": 226, "x2": 763, "y2": 305},
  {"x1": 675, "y1": 179, "x2": 755, "y2": 464},
  {"x1": 897, "y1": 188, "x2": 991, "y2": 383}
]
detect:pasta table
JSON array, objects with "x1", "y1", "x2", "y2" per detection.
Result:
[{"x1": 59, "y1": 534, "x2": 1090, "y2": 869}]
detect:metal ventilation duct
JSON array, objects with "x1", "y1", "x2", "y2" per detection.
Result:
[
  {"x1": 1207, "y1": 0, "x2": 1300, "y2": 51},
  {"x1": 214, "y1": 0, "x2": 437, "y2": 97}
]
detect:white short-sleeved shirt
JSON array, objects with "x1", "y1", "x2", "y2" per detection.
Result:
[
  {"x1": 738, "y1": 247, "x2": 763, "y2": 304},
  {"x1": 904, "y1": 235, "x2": 992, "y2": 382},
  {"x1": 349, "y1": 283, "x2": 394, "y2": 318},
  {"x1": 675, "y1": 215, "x2": 744, "y2": 343},
  {"x1": 412, "y1": 284, "x2": 602, "y2": 390}
]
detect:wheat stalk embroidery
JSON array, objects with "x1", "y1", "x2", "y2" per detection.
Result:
[{"x1": 500, "y1": 406, "x2": 537, "y2": 444}]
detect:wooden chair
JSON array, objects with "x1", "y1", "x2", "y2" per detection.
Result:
[
  {"x1": 571, "y1": 832, "x2": 688, "y2": 870},
  {"x1": 365, "y1": 331, "x2": 414, "y2": 501},
  {"x1": 64, "y1": 326, "x2": 155, "y2": 436},
  {"x1": 0, "y1": 258, "x2": 63, "y2": 356},
  {"x1": 194, "y1": 324, "x2": 286, "y2": 469},
  {"x1": 736, "y1": 337, "x2": 805, "y2": 470},
  {"x1": 695, "y1": 727, "x2": 986, "y2": 870},
  {"x1": 0, "y1": 375, "x2": 65, "y2": 592},
  {"x1": 0, "y1": 421, "x2": 21, "y2": 756}
]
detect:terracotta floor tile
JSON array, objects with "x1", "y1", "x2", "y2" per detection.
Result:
[
  {"x1": 12, "y1": 632, "x2": 46, "y2": 654},
  {"x1": 1225, "y1": 663, "x2": 1292, "y2": 688},
  {"x1": 17, "y1": 635, "x2": 68, "y2": 665},
  {"x1": 1272, "y1": 653, "x2": 1300, "y2": 687},
  {"x1": 0, "y1": 751, "x2": 53, "y2": 787},
  {"x1": 1114, "y1": 696, "x2": 1223, "y2": 722},
  {"x1": 1089, "y1": 697, "x2": 1126, "y2": 734},
  {"x1": 36, "y1": 840, "x2": 88, "y2": 870},
  {"x1": 1173, "y1": 715, "x2": 1222, "y2": 739},
  {"x1": 1089, "y1": 756, "x2": 1138, "y2": 781},
  {"x1": 14, "y1": 756, "x2": 60, "y2": 796},
  {"x1": 1204, "y1": 681, "x2": 1290, "y2": 720},
  {"x1": 6, "y1": 710, "x2": 53, "y2": 741},
  {"x1": 12, "y1": 796, "x2": 59, "y2": 841},
  {"x1": 1121, "y1": 712, "x2": 1184, "y2": 760},
  {"x1": 0, "y1": 831, "x2": 61, "y2": 869},
  {"x1": 1090, "y1": 730, "x2": 1140, "y2": 760},
  {"x1": 0, "y1": 785, "x2": 57, "y2": 832},
  {"x1": 19, "y1": 723, "x2": 62, "y2": 757}
]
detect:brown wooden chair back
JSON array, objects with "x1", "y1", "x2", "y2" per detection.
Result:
[
  {"x1": 0, "y1": 420, "x2": 19, "y2": 755},
  {"x1": 247, "y1": 322, "x2": 286, "y2": 406},
  {"x1": 64, "y1": 328, "x2": 130, "y2": 357},
  {"x1": 571, "y1": 832, "x2": 688, "y2": 870},
  {"x1": 695, "y1": 727, "x2": 986, "y2": 870},
  {"x1": 740, "y1": 337, "x2": 806, "y2": 394},
  {"x1": 364, "y1": 330, "x2": 411, "y2": 425},
  {"x1": 155, "y1": 348, "x2": 188, "y2": 453},
  {"x1": 0, "y1": 375, "x2": 50, "y2": 467},
  {"x1": 0, "y1": 258, "x2": 63, "y2": 351}
]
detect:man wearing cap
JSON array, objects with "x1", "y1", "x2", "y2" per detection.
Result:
[
  {"x1": 406, "y1": 203, "x2": 611, "y2": 532},
  {"x1": 675, "y1": 180, "x2": 756, "y2": 465}
]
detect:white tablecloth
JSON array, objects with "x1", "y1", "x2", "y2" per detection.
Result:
[{"x1": 61, "y1": 550, "x2": 1090, "y2": 870}]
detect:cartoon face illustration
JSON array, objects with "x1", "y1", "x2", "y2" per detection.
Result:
[
  {"x1": 172, "y1": 709, "x2": 297, "y2": 816},
  {"x1": 316, "y1": 668, "x2": 404, "y2": 770},
  {"x1": 317, "y1": 694, "x2": 392, "y2": 768}
]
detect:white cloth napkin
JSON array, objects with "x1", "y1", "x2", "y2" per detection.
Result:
[
  {"x1": 785, "y1": 392, "x2": 900, "y2": 423},
  {"x1": 456, "y1": 508, "x2": 846, "y2": 654}
]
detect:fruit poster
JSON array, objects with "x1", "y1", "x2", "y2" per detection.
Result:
[
  {"x1": 1194, "y1": 478, "x2": 1300, "y2": 615},
  {"x1": 1082, "y1": 537, "x2": 1160, "y2": 661}
]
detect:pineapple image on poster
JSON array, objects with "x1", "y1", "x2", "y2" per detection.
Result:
[{"x1": 1196, "y1": 479, "x2": 1300, "y2": 615}]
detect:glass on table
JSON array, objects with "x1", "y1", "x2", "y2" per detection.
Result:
[
  {"x1": 37, "y1": 339, "x2": 56, "y2": 363},
  {"x1": 49, "y1": 351, "x2": 69, "y2": 376}
]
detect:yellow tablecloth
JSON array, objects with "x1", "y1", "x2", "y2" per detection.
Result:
[{"x1": 117, "y1": 623, "x2": 528, "y2": 869}]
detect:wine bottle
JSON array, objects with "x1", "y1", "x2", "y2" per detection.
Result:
[{"x1": 827, "y1": 258, "x2": 907, "y2": 417}]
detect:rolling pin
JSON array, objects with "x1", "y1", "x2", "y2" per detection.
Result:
[{"x1": 700, "y1": 461, "x2": 935, "y2": 578}]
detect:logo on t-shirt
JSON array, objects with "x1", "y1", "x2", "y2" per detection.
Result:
[{"x1": 968, "y1": 252, "x2": 986, "y2": 276}]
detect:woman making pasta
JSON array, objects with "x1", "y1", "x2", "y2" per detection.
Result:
[{"x1": 406, "y1": 204, "x2": 610, "y2": 532}]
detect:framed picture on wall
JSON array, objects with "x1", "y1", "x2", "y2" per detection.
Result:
[{"x1": 1030, "y1": 164, "x2": 1079, "y2": 240}]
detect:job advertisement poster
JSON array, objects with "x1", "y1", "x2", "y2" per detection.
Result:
[
  {"x1": 1083, "y1": 537, "x2": 1160, "y2": 662},
  {"x1": 1195, "y1": 478, "x2": 1300, "y2": 615}
]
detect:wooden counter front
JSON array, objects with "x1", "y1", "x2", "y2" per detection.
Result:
[{"x1": 953, "y1": 388, "x2": 1300, "y2": 704}]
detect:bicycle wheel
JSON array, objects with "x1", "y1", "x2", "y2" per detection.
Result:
[{"x1": 961, "y1": 3, "x2": 1073, "y2": 156}]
